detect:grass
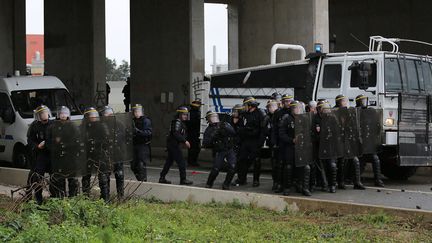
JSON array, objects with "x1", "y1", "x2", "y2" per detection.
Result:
[{"x1": 0, "y1": 195, "x2": 431, "y2": 242}]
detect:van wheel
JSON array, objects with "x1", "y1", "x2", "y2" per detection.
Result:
[
  {"x1": 13, "y1": 145, "x2": 29, "y2": 168},
  {"x1": 379, "y1": 147, "x2": 417, "y2": 180}
]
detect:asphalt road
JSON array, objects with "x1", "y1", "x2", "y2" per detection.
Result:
[{"x1": 122, "y1": 159, "x2": 432, "y2": 211}]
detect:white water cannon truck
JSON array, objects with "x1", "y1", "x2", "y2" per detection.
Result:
[{"x1": 195, "y1": 36, "x2": 432, "y2": 180}]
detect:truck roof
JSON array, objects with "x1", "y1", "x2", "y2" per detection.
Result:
[{"x1": 0, "y1": 76, "x2": 68, "y2": 93}]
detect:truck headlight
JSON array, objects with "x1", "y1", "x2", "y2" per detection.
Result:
[{"x1": 385, "y1": 117, "x2": 395, "y2": 126}]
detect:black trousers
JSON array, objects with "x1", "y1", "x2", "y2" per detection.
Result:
[
  {"x1": 132, "y1": 144, "x2": 150, "y2": 181},
  {"x1": 237, "y1": 139, "x2": 260, "y2": 183},
  {"x1": 29, "y1": 153, "x2": 50, "y2": 204},
  {"x1": 214, "y1": 149, "x2": 236, "y2": 171},
  {"x1": 187, "y1": 138, "x2": 201, "y2": 165},
  {"x1": 113, "y1": 162, "x2": 124, "y2": 197},
  {"x1": 271, "y1": 146, "x2": 280, "y2": 185},
  {"x1": 50, "y1": 173, "x2": 78, "y2": 198},
  {"x1": 160, "y1": 145, "x2": 187, "y2": 181}
]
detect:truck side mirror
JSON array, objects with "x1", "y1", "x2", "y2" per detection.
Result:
[
  {"x1": 348, "y1": 61, "x2": 373, "y2": 90},
  {"x1": 2, "y1": 108, "x2": 16, "y2": 124}
]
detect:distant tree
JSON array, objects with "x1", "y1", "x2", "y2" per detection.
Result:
[{"x1": 106, "y1": 57, "x2": 129, "y2": 81}]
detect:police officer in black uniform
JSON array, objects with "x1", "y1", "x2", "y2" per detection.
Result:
[
  {"x1": 203, "y1": 111, "x2": 237, "y2": 190},
  {"x1": 229, "y1": 104, "x2": 244, "y2": 156},
  {"x1": 235, "y1": 97, "x2": 266, "y2": 187},
  {"x1": 264, "y1": 100, "x2": 280, "y2": 191},
  {"x1": 100, "y1": 106, "x2": 125, "y2": 198},
  {"x1": 316, "y1": 101, "x2": 337, "y2": 193},
  {"x1": 159, "y1": 106, "x2": 193, "y2": 185},
  {"x1": 48, "y1": 106, "x2": 79, "y2": 198},
  {"x1": 27, "y1": 105, "x2": 53, "y2": 204},
  {"x1": 334, "y1": 95, "x2": 365, "y2": 190},
  {"x1": 186, "y1": 99, "x2": 202, "y2": 166},
  {"x1": 278, "y1": 101, "x2": 311, "y2": 196},
  {"x1": 132, "y1": 104, "x2": 152, "y2": 182},
  {"x1": 356, "y1": 94, "x2": 384, "y2": 187},
  {"x1": 271, "y1": 94, "x2": 293, "y2": 191},
  {"x1": 81, "y1": 107, "x2": 111, "y2": 202}
]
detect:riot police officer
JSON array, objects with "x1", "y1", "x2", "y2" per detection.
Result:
[
  {"x1": 159, "y1": 106, "x2": 193, "y2": 185},
  {"x1": 356, "y1": 94, "x2": 384, "y2": 187},
  {"x1": 234, "y1": 97, "x2": 266, "y2": 187},
  {"x1": 100, "y1": 106, "x2": 125, "y2": 198},
  {"x1": 334, "y1": 95, "x2": 365, "y2": 190},
  {"x1": 132, "y1": 104, "x2": 152, "y2": 182},
  {"x1": 271, "y1": 94, "x2": 293, "y2": 191},
  {"x1": 264, "y1": 100, "x2": 281, "y2": 191},
  {"x1": 48, "y1": 106, "x2": 79, "y2": 198},
  {"x1": 186, "y1": 99, "x2": 202, "y2": 166},
  {"x1": 202, "y1": 111, "x2": 237, "y2": 190},
  {"x1": 316, "y1": 101, "x2": 338, "y2": 193},
  {"x1": 27, "y1": 105, "x2": 53, "y2": 204},
  {"x1": 81, "y1": 107, "x2": 111, "y2": 202},
  {"x1": 278, "y1": 101, "x2": 311, "y2": 196},
  {"x1": 229, "y1": 104, "x2": 245, "y2": 156}
]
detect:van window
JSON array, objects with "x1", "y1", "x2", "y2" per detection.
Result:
[
  {"x1": 11, "y1": 89, "x2": 80, "y2": 119},
  {"x1": 404, "y1": 59, "x2": 420, "y2": 92},
  {"x1": 322, "y1": 64, "x2": 342, "y2": 88},
  {"x1": 415, "y1": 60, "x2": 426, "y2": 92},
  {"x1": 0, "y1": 93, "x2": 13, "y2": 120},
  {"x1": 350, "y1": 63, "x2": 377, "y2": 88},
  {"x1": 384, "y1": 58, "x2": 402, "y2": 91},
  {"x1": 424, "y1": 62, "x2": 432, "y2": 93}
]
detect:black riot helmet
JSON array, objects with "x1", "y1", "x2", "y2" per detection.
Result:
[
  {"x1": 205, "y1": 110, "x2": 220, "y2": 124},
  {"x1": 34, "y1": 105, "x2": 52, "y2": 122},
  {"x1": 281, "y1": 94, "x2": 294, "y2": 108},
  {"x1": 355, "y1": 94, "x2": 368, "y2": 108},
  {"x1": 190, "y1": 99, "x2": 202, "y2": 110},
  {"x1": 266, "y1": 99, "x2": 279, "y2": 114},
  {"x1": 132, "y1": 104, "x2": 144, "y2": 118},
  {"x1": 83, "y1": 107, "x2": 100, "y2": 121},
  {"x1": 317, "y1": 100, "x2": 331, "y2": 114},
  {"x1": 243, "y1": 96, "x2": 259, "y2": 111},
  {"x1": 231, "y1": 104, "x2": 244, "y2": 118},
  {"x1": 100, "y1": 105, "x2": 114, "y2": 117},
  {"x1": 176, "y1": 106, "x2": 189, "y2": 121},
  {"x1": 289, "y1": 100, "x2": 303, "y2": 115},
  {"x1": 271, "y1": 92, "x2": 282, "y2": 102},
  {"x1": 335, "y1": 94, "x2": 349, "y2": 108}
]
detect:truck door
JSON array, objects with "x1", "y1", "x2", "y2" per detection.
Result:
[
  {"x1": 315, "y1": 61, "x2": 343, "y2": 106},
  {"x1": 0, "y1": 92, "x2": 16, "y2": 161}
]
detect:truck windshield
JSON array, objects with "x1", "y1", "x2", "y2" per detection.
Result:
[
  {"x1": 10, "y1": 89, "x2": 81, "y2": 119},
  {"x1": 385, "y1": 57, "x2": 432, "y2": 93}
]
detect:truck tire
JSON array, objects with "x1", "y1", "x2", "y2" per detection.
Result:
[
  {"x1": 13, "y1": 144, "x2": 30, "y2": 169},
  {"x1": 379, "y1": 147, "x2": 417, "y2": 180}
]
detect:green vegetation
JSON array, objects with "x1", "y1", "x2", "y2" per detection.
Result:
[{"x1": 0, "y1": 195, "x2": 431, "y2": 242}]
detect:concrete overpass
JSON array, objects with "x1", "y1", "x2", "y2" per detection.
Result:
[{"x1": 1, "y1": 0, "x2": 432, "y2": 145}]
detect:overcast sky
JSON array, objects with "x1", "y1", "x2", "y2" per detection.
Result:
[{"x1": 26, "y1": 0, "x2": 227, "y2": 74}]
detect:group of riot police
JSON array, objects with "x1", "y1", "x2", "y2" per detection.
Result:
[
  {"x1": 201, "y1": 93, "x2": 384, "y2": 196},
  {"x1": 26, "y1": 92, "x2": 384, "y2": 204},
  {"x1": 26, "y1": 104, "x2": 152, "y2": 204}
]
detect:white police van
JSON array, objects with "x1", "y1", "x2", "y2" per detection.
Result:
[
  {"x1": 0, "y1": 75, "x2": 82, "y2": 168},
  {"x1": 197, "y1": 36, "x2": 432, "y2": 179}
]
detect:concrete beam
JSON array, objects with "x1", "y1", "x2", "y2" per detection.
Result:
[
  {"x1": 234, "y1": 0, "x2": 329, "y2": 68},
  {"x1": 329, "y1": 0, "x2": 432, "y2": 54},
  {"x1": 130, "y1": 0, "x2": 205, "y2": 146},
  {"x1": 44, "y1": 0, "x2": 106, "y2": 107},
  {"x1": 0, "y1": 0, "x2": 26, "y2": 76}
]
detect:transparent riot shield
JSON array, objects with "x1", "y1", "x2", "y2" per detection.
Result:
[
  {"x1": 295, "y1": 113, "x2": 313, "y2": 167},
  {"x1": 334, "y1": 107, "x2": 362, "y2": 159},
  {"x1": 50, "y1": 120, "x2": 87, "y2": 177},
  {"x1": 113, "y1": 112, "x2": 134, "y2": 164},
  {"x1": 83, "y1": 116, "x2": 115, "y2": 174},
  {"x1": 398, "y1": 93, "x2": 429, "y2": 166},
  {"x1": 318, "y1": 110, "x2": 344, "y2": 160},
  {"x1": 358, "y1": 108, "x2": 383, "y2": 154}
]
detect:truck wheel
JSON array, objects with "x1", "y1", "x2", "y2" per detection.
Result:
[
  {"x1": 13, "y1": 145, "x2": 29, "y2": 168},
  {"x1": 379, "y1": 147, "x2": 417, "y2": 180}
]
